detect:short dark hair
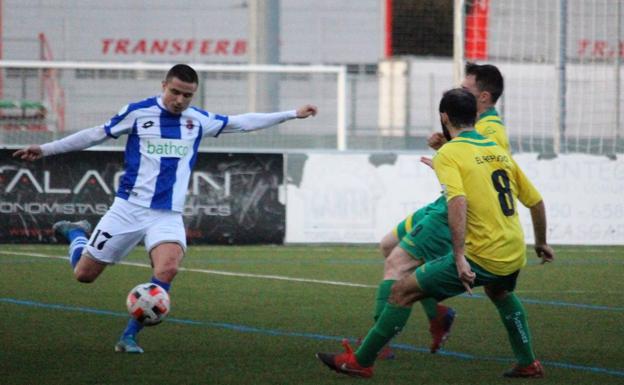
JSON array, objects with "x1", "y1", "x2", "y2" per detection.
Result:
[
  {"x1": 465, "y1": 62, "x2": 504, "y2": 104},
  {"x1": 439, "y1": 88, "x2": 477, "y2": 128},
  {"x1": 165, "y1": 64, "x2": 198, "y2": 84}
]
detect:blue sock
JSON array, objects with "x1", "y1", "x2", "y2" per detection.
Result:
[
  {"x1": 122, "y1": 318, "x2": 144, "y2": 339},
  {"x1": 67, "y1": 228, "x2": 87, "y2": 243},
  {"x1": 121, "y1": 277, "x2": 171, "y2": 339},
  {"x1": 68, "y1": 237, "x2": 87, "y2": 268},
  {"x1": 151, "y1": 276, "x2": 171, "y2": 292}
]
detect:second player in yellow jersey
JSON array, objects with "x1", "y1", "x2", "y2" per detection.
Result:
[{"x1": 433, "y1": 130, "x2": 542, "y2": 275}]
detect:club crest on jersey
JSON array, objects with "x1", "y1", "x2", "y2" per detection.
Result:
[{"x1": 186, "y1": 119, "x2": 194, "y2": 130}]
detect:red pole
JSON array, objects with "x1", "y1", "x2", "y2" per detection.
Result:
[
  {"x1": 465, "y1": 0, "x2": 490, "y2": 60},
  {"x1": 0, "y1": 0, "x2": 4, "y2": 99},
  {"x1": 385, "y1": 0, "x2": 393, "y2": 57}
]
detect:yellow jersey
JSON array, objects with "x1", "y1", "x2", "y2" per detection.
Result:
[
  {"x1": 475, "y1": 107, "x2": 511, "y2": 153},
  {"x1": 433, "y1": 130, "x2": 542, "y2": 275}
]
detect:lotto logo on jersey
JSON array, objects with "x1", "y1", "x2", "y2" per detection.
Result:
[{"x1": 145, "y1": 139, "x2": 192, "y2": 158}]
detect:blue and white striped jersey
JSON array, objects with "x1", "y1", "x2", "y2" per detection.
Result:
[{"x1": 104, "y1": 96, "x2": 228, "y2": 212}]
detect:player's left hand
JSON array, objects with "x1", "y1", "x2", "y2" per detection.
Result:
[
  {"x1": 455, "y1": 255, "x2": 476, "y2": 295},
  {"x1": 420, "y1": 156, "x2": 434, "y2": 169},
  {"x1": 534, "y1": 244, "x2": 555, "y2": 264},
  {"x1": 296, "y1": 104, "x2": 318, "y2": 118}
]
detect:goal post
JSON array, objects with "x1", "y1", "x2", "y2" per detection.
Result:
[
  {"x1": 456, "y1": 0, "x2": 623, "y2": 157},
  {"x1": 0, "y1": 60, "x2": 347, "y2": 151}
]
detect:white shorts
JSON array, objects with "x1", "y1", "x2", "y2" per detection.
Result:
[{"x1": 85, "y1": 197, "x2": 187, "y2": 265}]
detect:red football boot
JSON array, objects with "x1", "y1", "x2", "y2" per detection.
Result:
[
  {"x1": 503, "y1": 360, "x2": 545, "y2": 378},
  {"x1": 429, "y1": 305, "x2": 456, "y2": 353},
  {"x1": 316, "y1": 339, "x2": 374, "y2": 378}
]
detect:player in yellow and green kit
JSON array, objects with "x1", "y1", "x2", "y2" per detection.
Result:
[
  {"x1": 317, "y1": 88, "x2": 555, "y2": 379},
  {"x1": 374, "y1": 63, "x2": 509, "y2": 356}
]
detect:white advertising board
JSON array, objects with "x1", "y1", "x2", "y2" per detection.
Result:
[
  {"x1": 515, "y1": 154, "x2": 624, "y2": 245},
  {"x1": 286, "y1": 153, "x2": 624, "y2": 245},
  {"x1": 286, "y1": 153, "x2": 440, "y2": 243}
]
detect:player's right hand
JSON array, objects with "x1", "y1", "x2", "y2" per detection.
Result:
[
  {"x1": 428, "y1": 132, "x2": 447, "y2": 150},
  {"x1": 13, "y1": 145, "x2": 43, "y2": 161},
  {"x1": 296, "y1": 104, "x2": 318, "y2": 119},
  {"x1": 534, "y1": 244, "x2": 555, "y2": 264}
]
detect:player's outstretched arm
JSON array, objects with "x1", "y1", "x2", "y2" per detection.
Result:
[
  {"x1": 13, "y1": 126, "x2": 108, "y2": 161},
  {"x1": 295, "y1": 104, "x2": 318, "y2": 119},
  {"x1": 223, "y1": 105, "x2": 318, "y2": 133},
  {"x1": 13, "y1": 145, "x2": 44, "y2": 161},
  {"x1": 529, "y1": 200, "x2": 555, "y2": 264}
]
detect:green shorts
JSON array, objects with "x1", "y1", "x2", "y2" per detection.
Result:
[
  {"x1": 415, "y1": 253, "x2": 519, "y2": 301},
  {"x1": 396, "y1": 195, "x2": 451, "y2": 262}
]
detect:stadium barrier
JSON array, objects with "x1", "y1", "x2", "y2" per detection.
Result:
[{"x1": 3, "y1": 148, "x2": 623, "y2": 245}]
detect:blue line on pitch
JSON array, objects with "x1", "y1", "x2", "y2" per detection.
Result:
[
  {"x1": 1, "y1": 297, "x2": 623, "y2": 379},
  {"x1": 463, "y1": 293, "x2": 624, "y2": 312}
]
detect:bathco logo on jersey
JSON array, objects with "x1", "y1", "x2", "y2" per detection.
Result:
[{"x1": 145, "y1": 139, "x2": 192, "y2": 158}]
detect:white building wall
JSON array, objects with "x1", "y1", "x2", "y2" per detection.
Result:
[{"x1": 3, "y1": 0, "x2": 383, "y2": 64}]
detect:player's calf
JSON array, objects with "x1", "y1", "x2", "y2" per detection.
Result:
[{"x1": 73, "y1": 254, "x2": 106, "y2": 283}]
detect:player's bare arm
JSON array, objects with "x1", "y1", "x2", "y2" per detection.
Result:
[
  {"x1": 529, "y1": 200, "x2": 555, "y2": 264},
  {"x1": 447, "y1": 195, "x2": 475, "y2": 294}
]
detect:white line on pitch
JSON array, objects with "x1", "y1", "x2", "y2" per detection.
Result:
[
  {"x1": 2, "y1": 251, "x2": 620, "y2": 297},
  {"x1": 0, "y1": 250, "x2": 377, "y2": 288}
]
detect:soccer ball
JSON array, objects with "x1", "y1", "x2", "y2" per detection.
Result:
[{"x1": 126, "y1": 283, "x2": 170, "y2": 326}]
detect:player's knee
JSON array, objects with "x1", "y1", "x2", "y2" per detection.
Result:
[
  {"x1": 379, "y1": 241, "x2": 392, "y2": 259},
  {"x1": 484, "y1": 285, "x2": 508, "y2": 302},
  {"x1": 74, "y1": 269, "x2": 97, "y2": 283},
  {"x1": 379, "y1": 234, "x2": 397, "y2": 259},
  {"x1": 389, "y1": 278, "x2": 422, "y2": 307}
]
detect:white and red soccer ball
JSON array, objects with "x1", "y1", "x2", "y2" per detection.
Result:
[{"x1": 126, "y1": 283, "x2": 170, "y2": 326}]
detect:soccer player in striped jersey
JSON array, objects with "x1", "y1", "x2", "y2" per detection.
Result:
[
  {"x1": 374, "y1": 63, "x2": 507, "y2": 356},
  {"x1": 13, "y1": 64, "x2": 317, "y2": 354},
  {"x1": 317, "y1": 88, "x2": 554, "y2": 379}
]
